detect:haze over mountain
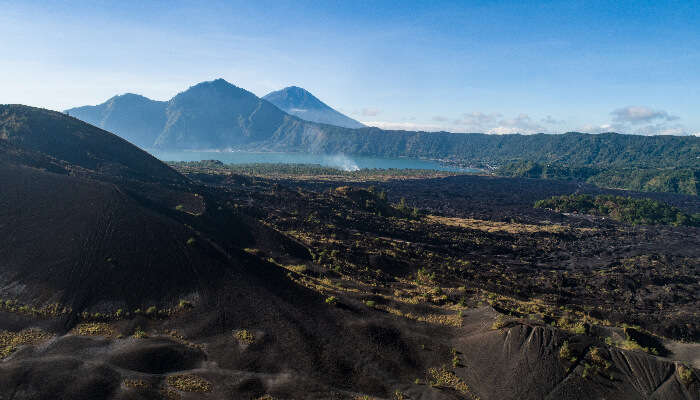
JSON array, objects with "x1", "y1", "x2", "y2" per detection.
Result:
[
  {"x1": 65, "y1": 93, "x2": 167, "y2": 149},
  {"x1": 65, "y1": 79, "x2": 700, "y2": 172},
  {"x1": 263, "y1": 86, "x2": 365, "y2": 129}
]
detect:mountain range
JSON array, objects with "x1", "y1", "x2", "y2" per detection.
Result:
[{"x1": 65, "y1": 79, "x2": 700, "y2": 170}]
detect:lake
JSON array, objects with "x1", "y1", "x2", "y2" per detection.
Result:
[{"x1": 148, "y1": 149, "x2": 478, "y2": 172}]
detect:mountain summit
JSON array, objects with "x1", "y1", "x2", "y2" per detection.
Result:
[{"x1": 263, "y1": 86, "x2": 364, "y2": 129}]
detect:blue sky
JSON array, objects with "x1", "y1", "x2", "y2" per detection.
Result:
[{"x1": 1, "y1": 0, "x2": 698, "y2": 135}]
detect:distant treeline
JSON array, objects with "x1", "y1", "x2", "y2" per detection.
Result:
[
  {"x1": 308, "y1": 130, "x2": 699, "y2": 169},
  {"x1": 534, "y1": 194, "x2": 700, "y2": 226},
  {"x1": 496, "y1": 161, "x2": 699, "y2": 196}
]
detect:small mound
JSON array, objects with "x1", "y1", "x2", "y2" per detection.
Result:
[{"x1": 107, "y1": 341, "x2": 205, "y2": 374}]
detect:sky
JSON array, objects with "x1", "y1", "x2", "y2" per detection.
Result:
[{"x1": 1, "y1": 0, "x2": 699, "y2": 136}]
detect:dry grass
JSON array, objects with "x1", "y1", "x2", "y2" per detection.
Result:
[
  {"x1": 380, "y1": 305, "x2": 462, "y2": 327},
  {"x1": 123, "y1": 379, "x2": 150, "y2": 389},
  {"x1": 166, "y1": 374, "x2": 212, "y2": 393},
  {"x1": 71, "y1": 322, "x2": 114, "y2": 337},
  {"x1": 0, "y1": 328, "x2": 52, "y2": 358},
  {"x1": 233, "y1": 329, "x2": 255, "y2": 344},
  {"x1": 427, "y1": 215, "x2": 587, "y2": 234},
  {"x1": 427, "y1": 366, "x2": 480, "y2": 399}
]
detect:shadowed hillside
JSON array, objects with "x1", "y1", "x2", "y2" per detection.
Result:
[{"x1": 0, "y1": 105, "x2": 183, "y2": 184}]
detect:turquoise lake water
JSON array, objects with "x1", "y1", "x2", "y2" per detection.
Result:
[{"x1": 149, "y1": 150, "x2": 477, "y2": 172}]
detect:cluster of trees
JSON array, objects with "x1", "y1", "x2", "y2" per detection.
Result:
[
  {"x1": 534, "y1": 194, "x2": 699, "y2": 226},
  {"x1": 311, "y1": 131, "x2": 699, "y2": 169},
  {"x1": 497, "y1": 161, "x2": 699, "y2": 196}
]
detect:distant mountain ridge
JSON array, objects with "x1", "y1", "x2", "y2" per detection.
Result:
[
  {"x1": 65, "y1": 79, "x2": 700, "y2": 170},
  {"x1": 66, "y1": 93, "x2": 166, "y2": 148},
  {"x1": 263, "y1": 86, "x2": 364, "y2": 128}
]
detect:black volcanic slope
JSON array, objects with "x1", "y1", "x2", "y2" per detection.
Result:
[
  {"x1": 0, "y1": 105, "x2": 697, "y2": 399},
  {"x1": 0, "y1": 105, "x2": 182, "y2": 183},
  {"x1": 263, "y1": 86, "x2": 365, "y2": 129},
  {"x1": 0, "y1": 105, "x2": 305, "y2": 310}
]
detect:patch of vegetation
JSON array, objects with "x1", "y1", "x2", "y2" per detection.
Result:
[
  {"x1": 132, "y1": 327, "x2": 148, "y2": 339},
  {"x1": 0, "y1": 328, "x2": 52, "y2": 358},
  {"x1": 325, "y1": 296, "x2": 339, "y2": 306},
  {"x1": 186, "y1": 237, "x2": 197, "y2": 246},
  {"x1": 233, "y1": 329, "x2": 255, "y2": 344},
  {"x1": 178, "y1": 299, "x2": 193, "y2": 310},
  {"x1": 557, "y1": 315, "x2": 587, "y2": 334},
  {"x1": 414, "y1": 267, "x2": 435, "y2": 285},
  {"x1": 451, "y1": 348, "x2": 460, "y2": 367},
  {"x1": 427, "y1": 366, "x2": 479, "y2": 399},
  {"x1": 166, "y1": 374, "x2": 212, "y2": 393},
  {"x1": 71, "y1": 322, "x2": 115, "y2": 337},
  {"x1": 579, "y1": 347, "x2": 613, "y2": 380},
  {"x1": 491, "y1": 314, "x2": 508, "y2": 330},
  {"x1": 535, "y1": 194, "x2": 699, "y2": 226},
  {"x1": 0, "y1": 299, "x2": 70, "y2": 318},
  {"x1": 559, "y1": 341, "x2": 573, "y2": 361},
  {"x1": 677, "y1": 364, "x2": 694, "y2": 386},
  {"x1": 123, "y1": 379, "x2": 150, "y2": 389},
  {"x1": 497, "y1": 161, "x2": 700, "y2": 196}
]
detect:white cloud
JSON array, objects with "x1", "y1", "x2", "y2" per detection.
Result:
[
  {"x1": 361, "y1": 121, "x2": 445, "y2": 131},
  {"x1": 366, "y1": 112, "x2": 550, "y2": 134},
  {"x1": 582, "y1": 106, "x2": 690, "y2": 136},
  {"x1": 359, "y1": 108, "x2": 381, "y2": 117},
  {"x1": 487, "y1": 114, "x2": 545, "y2": 135},
  {"x1": 611, "y1": 106, "x2": 678, "y2": 124}
]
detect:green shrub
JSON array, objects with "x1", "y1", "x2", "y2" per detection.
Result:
[
  {"x1": 178, "y1": 299, "x2": 193, "y2": 309},
  {"x1": 132, "y1": 327, "x2": 147, "y2": 338},
  {"x1": 233, "y1": 329, "x2": 255, "y2": 344},
  {"x1": 559, "y1": 341, "x2": 572, "y2": 360},
  {"x1": 677, "y1": 364, "x2": 693, "y2": 386},
  {"x1": 325, "y1": 296, "x2": 338, "y2": 306}
]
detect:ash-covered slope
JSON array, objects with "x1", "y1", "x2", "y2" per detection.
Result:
[
  {"x1": 0, "y1": 105, "x2": 183, "y2": 184},
  {"x1": 263, "y1": 86, "x2": 365, "y2": 129},
  {"x1": 0, "y1": 104, "x2": 303, "y2": 311}
]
